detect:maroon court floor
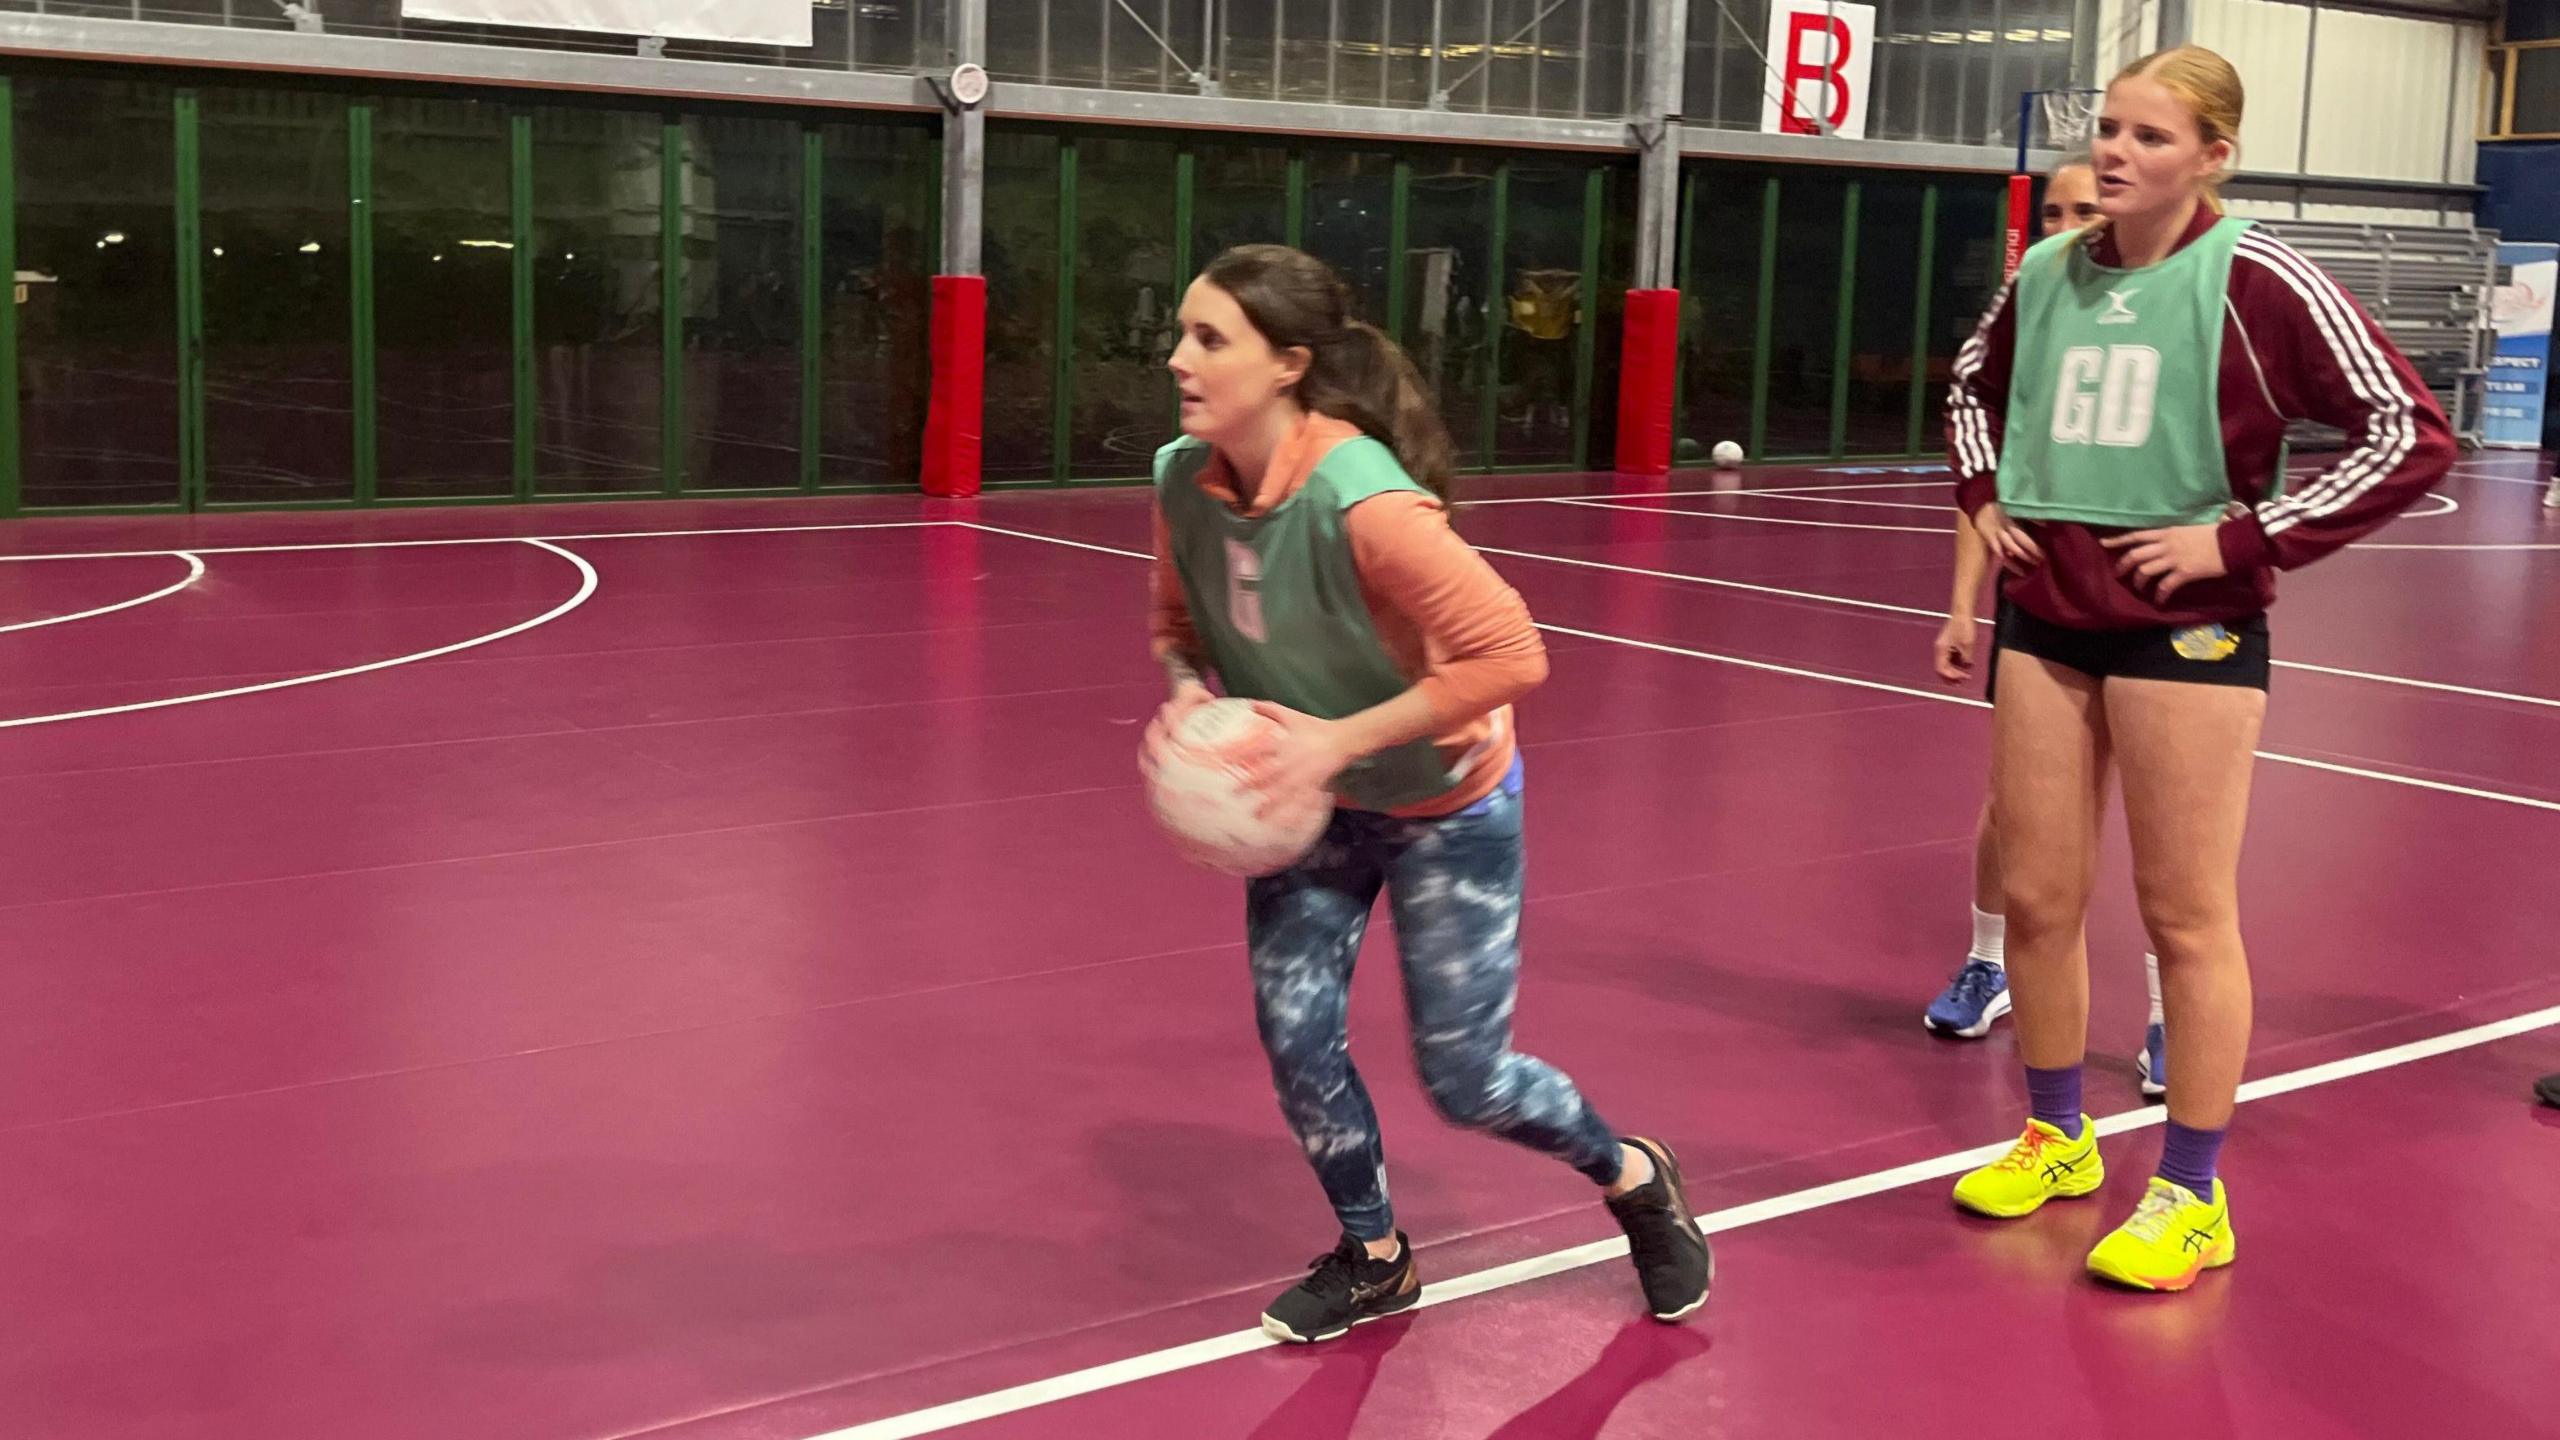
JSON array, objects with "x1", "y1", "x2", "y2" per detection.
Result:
[{"x1": 2, "y1": 450, "x2": 2554, "y2": 1439}]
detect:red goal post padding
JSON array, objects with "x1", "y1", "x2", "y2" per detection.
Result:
[
  {"x1": 921, "y1": 275, "x2": 986, "y2": 498},
  {"x1": 1614, "y1": 288, "x2": 1680, "y2": 476}
]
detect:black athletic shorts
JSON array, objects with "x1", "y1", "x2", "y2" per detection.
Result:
[{"x1": 1992, "y1": 602, "x2": 2272, "y2": 694}]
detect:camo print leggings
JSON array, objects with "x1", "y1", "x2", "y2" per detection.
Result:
[{"x1": 1245, "y1": 767, "x2": 1624, "y2": 1240}]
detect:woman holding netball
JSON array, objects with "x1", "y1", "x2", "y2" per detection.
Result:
[{"x1": 1139, "y1": 244, "x2": 1714, "y2": 1340}]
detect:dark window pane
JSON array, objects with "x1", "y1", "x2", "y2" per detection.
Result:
[
  {"x1": 1496, "y1": 160, "x2": 1589, "y2": 466},
  {"x1": 1193, "y1": 140, "x2": 1290, "y2": 261},
  {"x1": 15, "y1": 75, "x2": 182, "y2": 509},
  {"x1": 1676, "y1": 165, "x2": 1762, "y2": 465},
  {"x1": 818, "y1": 119, "x2": 936, "y2": 488},
  {"x1": 1404, "y1": 162, "x2": 1497, "y2": 468},
  {"x1": 983, "y1": 129, "x2": 1060, "y2": 482},
  {"x1": 530, "y1": 106, "x2": 664, "y2": 495},
  {"x1": 373, "y1": 93, "x2": 514, "y2": 500},
  {"x1": 2516, "y1": 50, "x2": 2560, "y2": 136},
  {"x1": 1927, "y1": 178, "x2": 2007, "y2": 454},
  {"x1": 1069, "y1": 136, "x2": 1180, "y2": 479},
  {"x1": 1224, "y1": 0, "x2": 1282, "y2": 100},
  {"x1": 1844, "y1": 177, "x2": 1928, "y2": 455},
  {"x1": 1762, "y1": 173, "x2": 1844, "y2": 456},
  {"x1": 1386, "y1": 0, "x2": 1434, "y2": 106},
  {"x1": 680, "y1": 114, "x2": 804, "y2": 491},
  {"x1": 200, "y1": 85, "x2": 354, "y2": 505},
  {"x1": 1303, "y1": 148, "x2": 1395, "y2": 325}
]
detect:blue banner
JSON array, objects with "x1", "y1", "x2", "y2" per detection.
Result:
[{"x1": 2486, "y1": 242, "x2": 2555, "y2": 450}]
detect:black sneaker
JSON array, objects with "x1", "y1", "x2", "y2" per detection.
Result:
[
  {"x1": 1259, "y1": 1231, "x2": 1421, "y2": 1343},
  {"x1": 2537, "y1": 1072, "x2": 2560, "y2": 1109},
  {"x1": 1605, "y1": 1136, "x2": 1714, "y2": 1322}
]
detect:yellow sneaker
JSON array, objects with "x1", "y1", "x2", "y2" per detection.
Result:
[
  {"x1": 1952, "y1": 1116, "x2": 2104, "y2": 1218},
  {"x1": 2087, "y1": 1177, "x2": 2235, "y2": 1291}
]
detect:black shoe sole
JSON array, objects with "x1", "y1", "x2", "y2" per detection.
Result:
[
  {"x1": 1259, "y1": 1282, "x2": 1420, "y2": 1344},
  {"x1": 1624, "y1": 1136, "x2": 1715, "y2": 1322}
]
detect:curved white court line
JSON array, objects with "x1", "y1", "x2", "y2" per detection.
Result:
[
  {"x1": 0, "y1": 552, "x2": 206, "y2": 633},
  {"x1": 1470, "y1": 543, "x2": 2560, "y2": 710},
  {"x1": 0, "y1": 519, "x2": 944, "y2": 565},
  {"x1": 0, "y1": 539, "x2": 597, "y2": 730}
]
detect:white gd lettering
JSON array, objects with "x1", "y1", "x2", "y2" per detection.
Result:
[{"x1": 2049, "y1": 344, "x2": 2160, "y2": 448}]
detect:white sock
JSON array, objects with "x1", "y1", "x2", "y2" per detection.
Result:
[
  {"x1": 2146, "y1": 952, "x2": 2165, "y2": 1025},
  {"x1": 1969, "y1": 906, "x2": 2007, "y2": 968}
]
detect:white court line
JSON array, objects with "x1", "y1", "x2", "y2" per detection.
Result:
[
  {"x1": 1534, "y1": 621, "x2": 2560, "y2": 811},
  {"x1": 2441, "y1": 465, "x2": 2555, "y2": 490},
  {"x1": 0, "y1": 540, "x2": 597, "y2": 729},
  {"x1": 0, "y1": 520, "x2": 946, "y2": 565},
  {"x1": 2357, "y1": 543, "x2": 2560, "y2": 552},
  {"x1": 1544, "y1": 496, "x2": 1951, "y2": 534},
  {"x1": 1534, "y1": 494, "x2": 2537, "y2": 552},
  {"x1": 1471, "y1": 544, "x2": 2560, "y2": 710},
  {"x1": 0, "y1": 552, "x2": 205, "y2": 632},
  {"x1": 806, "y1": 1000, "x2": 2560, "y2": 1440},
  {"x1": 1536, "y1": 623, "x2": 2560, "y2": 813},
  {"x1": 1466, "y1": 479, "x2": 1948, "y2": 506},
  {"x1": 1508, "y1": 489, "x2": 2463, "y2": 521},
  {"x1": 960, "y1": 523, "x2": 2560, "y2": 814}
]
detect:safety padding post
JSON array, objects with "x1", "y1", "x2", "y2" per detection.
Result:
[
  {"x1": 921, "y1": 274, "x2": 987, "y2": 497},
  {"x1": 1614, "y1": 288, "x2": 1680, "y2": 476}
]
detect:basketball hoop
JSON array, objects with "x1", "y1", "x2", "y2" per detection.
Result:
[{"x1": 2039, "y1": 89, "x2": 2103, "y2": 155}]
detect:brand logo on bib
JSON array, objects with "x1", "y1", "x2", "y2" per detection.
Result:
[
  {"x1": 2099, "y1": 288, "x2": 2142, "y2": 325},
  {"x1": 1224, "y1": 537, "x2": 1268, "y2": 643}
]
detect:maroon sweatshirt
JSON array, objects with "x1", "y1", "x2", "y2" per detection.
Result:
[{"x1": 1949, "y1": 207, "x2": 2457, "y2": 631}]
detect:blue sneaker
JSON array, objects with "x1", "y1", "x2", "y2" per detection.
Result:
[
  {"x1": 2137, "y1": 1022, "x2": 2168, "y2": 1100},
  {"x1": 1924, "y1": 959, "x2": 2011, "y2": 1039}
]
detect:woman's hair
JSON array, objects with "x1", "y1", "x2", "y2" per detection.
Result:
[
  {"x1": 1197, "y1": 244, "x2": 1458, "y2": 502},
  {"x1": 2066, "y1": 44, "x2": 2246, "y2": 259}
]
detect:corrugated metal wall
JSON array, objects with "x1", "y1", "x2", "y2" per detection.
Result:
[{"x1": 2193, "y1": 0, "x2": 2481, "y2": 185}]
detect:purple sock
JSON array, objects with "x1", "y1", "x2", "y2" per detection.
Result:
[
  {"x1": 2157, "y1": 1121, "x2": 2225, "y2": 1197},
  {"x1": 2023, "y1": 1065, "x2": 2084, "y2": 1138}
]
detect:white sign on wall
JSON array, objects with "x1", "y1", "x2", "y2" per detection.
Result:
[
  {"x1": 401, "y1": 0, "x2": 813, "y2": 48},
  {"x1": 1758, "y1": 1, "x2": 1879, "y2": 141}
]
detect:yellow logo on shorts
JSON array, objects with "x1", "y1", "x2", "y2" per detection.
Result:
[{"x1": 2170, "y1": 624, "x2": 2240, "y2": 662}]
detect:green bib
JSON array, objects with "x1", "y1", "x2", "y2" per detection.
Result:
[
  {"x1": 1997, "y1": 217, "x2": 2251, "y2": 528},
  {"x1": 1156, "y1": 434, "x2": 1464, "y2": 812}
]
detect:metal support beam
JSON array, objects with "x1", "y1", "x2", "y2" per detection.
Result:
[
  {"x1": 0, "y1": 76, "x2": 18, "y2": 518},
  {"x1": 510, "y1": 112, "x2": 535, "y2": 500},
  {"x1": 1633, "y1": 0, "x2": 1689, "y2": 291},
  {"x1": 2297, "y1": 0, "x2": 2321, "y2": 199},
  {"x1": 2155, "y1": 0, "x2": 2192, "y2": 48},
  {"x1": 176, "y1": 90, "x2": 206, "y2": 510},
  {"x1": 349, "y1": 103, "x2": 377, "y2": 504},
  {"x1": 0, "y1": 15, "x2": 930, "y2": 112},
  {"x1": 660, "y1": 119, "x2": 685, "y2": 493},
  {"x1": 943, "y1": 0, "x2": 987, "y2": 276},
  {"x1": 801, "y1": 124, "x2": 824, "y2": 492}
]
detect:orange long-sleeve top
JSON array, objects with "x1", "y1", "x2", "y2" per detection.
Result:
[{"x1": 1149, "y1": 414, "x2": 1548, "y2": 817}]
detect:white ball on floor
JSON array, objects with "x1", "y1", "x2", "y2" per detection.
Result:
[
  {"x1": 1146, "y1": 698, "x2": 1333, "y2": 878},
  {"x1": 1711, "y1": 440, "x2": 1745, "y2": 469}
]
